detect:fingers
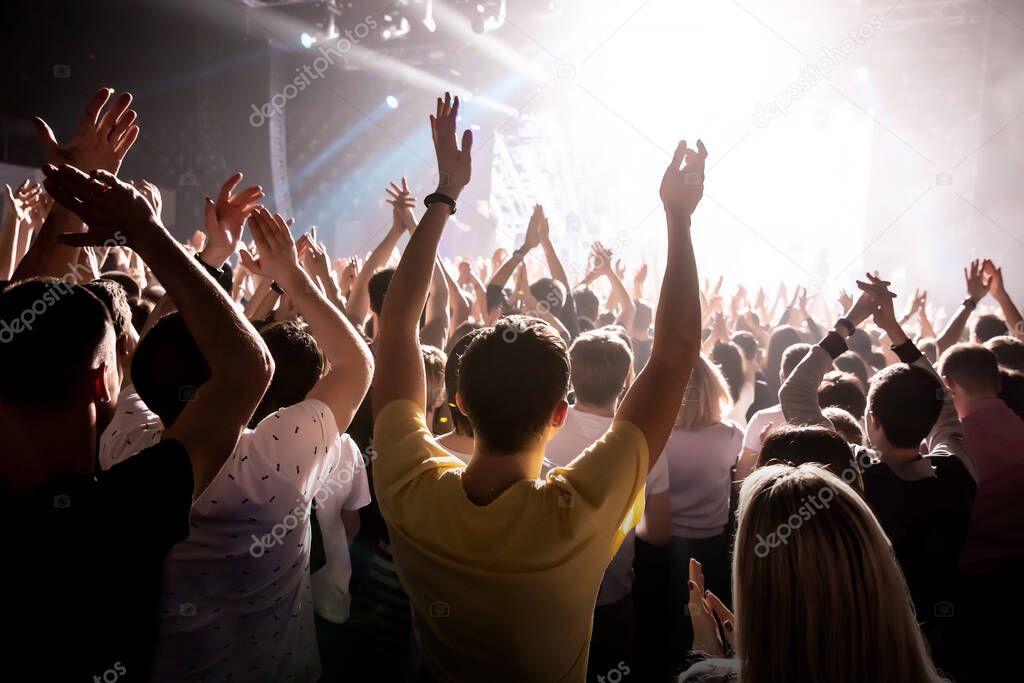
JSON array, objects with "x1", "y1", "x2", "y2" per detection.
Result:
[
  {"x1": 670, "y1": 140, "x2": 687, "y2": 169},
  {"x1": 113, "y1": 125, "x2": 140, "y2": 158},
  {"x1": 219, "y1": 172, "x2": 243, "y2": 205},
  {"x1": 33, "y1": 116, "x2": 59, "y2": 152},
  {"x1": 461, "y1": 128, "x2": 473, "y2": 154},
  {"x1": 79, "y1": 88, "x2": 114, "y2": 134},
  {"x1": 204, "y1": 197, "x2": 218, "y2": 231},
  {"x1": 97, "y1": 92, "x2": 133, "y2": 138},
  {"x1": 108, "y1": 109, "x2": 138, "y2": 144}
]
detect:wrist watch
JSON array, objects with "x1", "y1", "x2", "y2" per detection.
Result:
[{"x1": 424, "y1": 192, "x2": 457, "y2": 215}]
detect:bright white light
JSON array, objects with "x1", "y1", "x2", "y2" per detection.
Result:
[
  {"x1": 386, "y1": 95, "x2": 399, "y2": 109},
  {"x1": 299, "y1": 32, "x2": 315, "y2": 49}
]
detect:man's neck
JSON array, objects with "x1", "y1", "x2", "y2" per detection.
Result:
[
  {"x1": 956, "y1": 391, "x2": 1000, "y2": 419},
  {"x1": 462, "y1": 441, "x2": 546, "y2": 506},
  {"x1": 877, "y1": 445, "x2": 923, "y2": 467},
  {"x1": 573, "y1": 401, "x2": 616, "y2": 418},
  {"x1": 0, "y1": 405, "x2": 96, "y2": 496}
]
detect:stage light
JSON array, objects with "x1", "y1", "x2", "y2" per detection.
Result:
[
  {"x1": 299, "y1": 32, "x2": 315, "y2": 49},
  {"x1": 386, "y1": 95, "x2": 399, "y2": 109}
]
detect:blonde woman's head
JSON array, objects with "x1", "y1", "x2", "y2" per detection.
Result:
[
  {"x1": 676, "y1": 354, "x2": 733, "y2": 430},
  {"x1": 732, "y1": 464, "x2": 945, "y2": 683}
]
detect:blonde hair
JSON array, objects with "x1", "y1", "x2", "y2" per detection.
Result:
[
  {"x1": 733, "y1": 464, "x2": 947, "y2": 683},
  {"x1": 676, "y1": 355, "x2": 733, "y2": 430}
]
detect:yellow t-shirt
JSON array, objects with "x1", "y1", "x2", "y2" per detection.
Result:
[{"x1": 372, "y1": 399, "x2": 649, "y2": 683}]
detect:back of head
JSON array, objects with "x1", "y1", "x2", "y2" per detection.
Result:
[
  {"x1": 847, "y1": 328, "x2": 874, "y2": 360},
  {"x1": 568, "y1": 329, "x2": 633, "y2": 407},
  {"x1": 459, "y1": 316, "x2": 569, "y2": 454},
  {"x1": 573, "y1": 287, "x2": 599, "y2": 323},
  {"x1": 132, "y1": 313, "x2": 211, "y2": 426},
  {"x1": 0, "y1": 278, "x2": 113, "y2": 406},
  {"x1": 986, "y1": 334, "x2": 1024, "y2": 372},
  {"x1": 99, "y1": 270, "x2": 141, "y2": 299},
  {"x1": 757, "y1": 425, "x2": 860, "y2": 489},
  {"x1": 823, "y1": 406, "x2": 865, "y2": 446},
  {"x1": 973, "y1": 313, "x2": 1008, "y2": 343},
  {"x1": 422, "y1": 345, "x2": 447, "y2": 413},
  {"x1": 676, "y1": 355, "x2": 732, "y2": 430},
  {"x1": 817, "y1": 370, "x2": 866, "y2": 420},
  {"x1": 766, "y1": 326, "x2": 801, "y2": 382},
  {"x1": 529, "y1": 277, "x2": 566, "y2": 314},
  {"x1": 735, "y1": 464, "x2": 942, "y2": 683},
  {"x1": 446, "y1": 320, "x2": 483, "y2": 354},
  {"x1": 939, "y1": 342, "x2": 1000, "y2": 397},
  {"x1": 82, "y1": 278, "x2": 131, "y2": 340},
  {"x1": 999, "y1": 369, "x2": 1024, "y2": 421},
  {"x1": 780, "y1": 342, "x2": 813, "y2": 383},
  {"x1": 368, "y1": 268, "x2": 395, "y2": 317},
  {"x1": 867, "y1": 364, "x2": 943, "y2": 448},
  {"x1": 445, "y1": 329, "x2": 482, "y2": 436},
  {"x1": 730, "y1": 330, "x2": 758, "y2": 364},
  {"x1": 834, "y1": 351, "x2": 869, "y2": 392},
  {"x1": 711, "y1": 340, "x2": 745, "y2": 402},
  {"x1": 633, "y1": 298, "x2": 653, "y2": 334},
  {"x1": 250, "y1": 321, "x2": 324, "y2": 426}
]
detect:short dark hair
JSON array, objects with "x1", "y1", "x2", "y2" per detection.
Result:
[
  {"x1": 530, "y1": 277, "x2": 566, "y2": 313},
  {"x1": 0, "y1": 278, "x2": 112, "y2": 405},
  {"x1": 818, "y1": 370, "x2": 866, "y2": 419},
  {"x1": 577, "y1": 316, "x2": 595, "y2": 333},
  {"x1": 569, "y1": 330, "x2": 633, "y2": 406},
  {"x1": 446, "y1": 320, "x2": 483, "y2": 355},
  {"x1": 132, "y1": 313, "x2": 210, "y2": 426},
  {"x1": 445, "y1": 329, "x2": 483, "y2": 436},
  {"x1": 573, "y1": 288, "x2": 599, "y2": 323},
  {"x1": 458, "y1": 316, "x2": 569, "y2": 454},
  {"x1": 834, "y1": 352, "x2": 869, "y2": 392},
  {"x1": 986, "y1": 335, "x2": 1024, "y2": 372},
  {"x1": 730, "y1": 331, "x2": 758, "y2": 362},
  {"x1": 99, "y1": 270, "x2": 141, "y2": 299},
  {"x1": 83, "y1": 279, "x2": 131, "y2": 339},
  {"x1": 939, "y1": 343, "x2": 1000, "y2": 396},
  {"x1": 847, "y1": 328, "x2": 874, "y2": 360},
  {"x1": 973, "y1": 314, "x2": 1008, "y2": 343},
  {"x1": 780, "y1": 342, "x2": 813, "y2": 382},
  {"x1": 757, "y1": 424, "x2": 860, "y2": 490},
  {"x1": 823, "y1": 406, "x2": 865, "y2": 446},
  {"x1": 422, "y1": 345, "x2": 447, "y2": 411},
  {"x1": 368, "y1": 268, "x2": 395, "y2": 316},
  {"x1": 767, "y1": 326, "x2": 802, "y2": 383},
  {"x1": 711, "y1": 341, "x2": 745, "y2": 402},
  {"x1": 250, "y1": 321, "x2": 324, "y2": 426},
  {"x1": 867, "y1": 364, "x2": 943, "y2": 449}
]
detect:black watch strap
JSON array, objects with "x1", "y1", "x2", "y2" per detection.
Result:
[
  {"x1": 962, "y1": 297, "x2": 977, "y2": 310},
  {"x1": 194, "y1": 252, "x2": 233, "y2": 294},
  {"x1": 424, "y1": 192, "x2": 457, "y2": 215}
]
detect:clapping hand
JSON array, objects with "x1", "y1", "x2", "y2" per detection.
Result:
[
  {"x1": 35, "y1": 88, "x2": 139, "y2": 175},
  {"x1": 688, "y1": 558, "x2": 734, "y2": 657},
  {"x1": 202, "y1": 172, "x2": 264, "y2": 267},
  {"x1": 660, "y1": 139, "x2": 708, "y2": 217},
  {"x1": 239, "y1": 208, "x2": 301, "y2": 283},
  {"x1": 964, "y1": 259, "x2": 990, "y2": 304}
]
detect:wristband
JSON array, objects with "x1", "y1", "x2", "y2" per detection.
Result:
[
  {"x1": 962, "y1": 297, "x2": 977, "y2": 310},
  {"x1": 270, "y1": 281, "x2": 285, "y2": 295},
  {"x1": 835, "y1": 317, "x2": 855, "y2": 337},
  {"x1": 424, "y1": 192, "x2": 457, "y2": 215}
]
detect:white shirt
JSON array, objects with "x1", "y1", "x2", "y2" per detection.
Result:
[
  {"x1": 98, "y1": 387, "x2": 370, "y2": 682},
  {"x1": 544, "y1": 406, "x2": 669, "y2": 605},
  {"x1": 742, "y1": 403, "x2": 786, "y2": 454},
  {"x1": 727, "y1": 380, "x2": 755, "y2": 427}
]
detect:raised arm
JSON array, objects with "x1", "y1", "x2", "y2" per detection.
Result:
[
  {"x1": 373, "y1": 93, "x2": 472, "y2": 416},
  {"x1": 983, "y1": 259, "x2": 1023, "y2": 340},
  {"x1": 242, "y1": 209, "x2": 373, "y2": 430},
  {"x1": 937, "y1": 260, "x2": 988, "y2": 353},
  {"x1": 420, "y1": 260, "x2": 450, "y2": 349},
  {"x1": 614, "y1": 140, "x2": 706, "y2": 472},
  {"x1": 536, "y1": 207, "x2": 581, "y2": 339},
  {"x1": 345, "y1": 187, "x2": 412, "y2": 327},
  {"x1": 43, "y1": 164, "x2": 273, "y2": 499}
]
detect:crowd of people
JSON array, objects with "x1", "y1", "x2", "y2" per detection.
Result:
[{"x1": 1, "y1": 87, "x2": 1022, "y2": 683}]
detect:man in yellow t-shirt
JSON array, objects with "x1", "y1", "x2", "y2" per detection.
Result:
[{"x1": 372, "y1": 92, "x2": 706, "y2": 682}]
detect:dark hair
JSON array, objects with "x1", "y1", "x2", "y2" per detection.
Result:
[
  {"x1": 847, "y1": 328, "x2": 874, "y2": 360},
  {"x1": 569, "y1": 330, "x2": 633, "y2": 406},
  {"x1": 422, "y1": 344, "x2": 447, "y2": 412},
  {"x1": 973, "y1": 314, "x2": 1008, "y2": 343},
  {"x1": 917, "y1": 338, "x2": 938, "y2": 364},
  {"x1": 458, "y1": 316, "x2": 569, "y2": 454},
  {"x1": 129, "y1": 296, "x2": 154, "y2": 332},
  {"x1": 83, "y1": 279, "x2": 131, "y2": 339},
  {"x1": 986, "y1": 335, "x2": 1024, "y2": 372},
  {"x1": 834, "y1": 352, "x2": 869, "y2": 392},
  {"x1": 998, "y1": 369, "x2": 1024, "y2": 421},
  {"x1": 0, "y1": 278, "x2": 112, "y2": 404},
  {"x1": 823, "y1": 406, "x2": 865, "y2": 446},
  {"x1": 757, "y1": 424, "x2": 861, "y2": 491},
  {"x1": 99, "y1": 270, "x2": 141, "y2": 299},
  {"x1": 939, "y1": 343, "x2": 1000, "y2": 396},
  {"x1": 368, "y1": 268, "x2": 395, "y2": 316},
  {"x1": 530, "y1": 277, "x2": 566, "y2": 313},
  {"x1": 767, "y1": 326, "x2": 802, "y2": 385},
  {"x1": 730, "y1": 331, "x2": 758, "y2": 362},
  {"x1": 818, "y1": 370, "x2": 867, "y2": 420},
  {"x1": 446, "y1": 320, "x2": 483, "y2": 355},
  {"x1": 633, "y1": 299, "x2": 653, "y2": 333},
  {"x1": 711, "y1": 341, "x2": 745, "y2": 402},
  {"x1": 250, "y1": 321, "x2": 324, "y2": 426},
  {"x1": 444, "y1": 328, "x2": 483, "y2": 436},
  {"x1": 781, "y1": 342, "x2": 813, "y2": 382},
  {"x1": 131, "y1": 313, "x2": 211, "y2": 426},
  {"x1": 867, "y1": 364, "x2": 943, "y2": 449},
  {"x1": 577, "y1": 316, "x2": 595, "y2": 333},
  {"x1": 573, "y1": 288, "x2": 599, "y2": 323}
]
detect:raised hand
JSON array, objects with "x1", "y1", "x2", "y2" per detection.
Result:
[
  {"x1": 856, "y1": 273, "x2": 902, "y2": 340},
  {"x1": 386, "y1": 177, "x2": 416, "y2": 233},
  {"x1": 633, "y1": 262, "x2": 648, "y2": 299},
  {"x1": 239, "y1": 208, "x2": 301, "y2": 282},
  {"x1": 590, "y1": 241, "x2": 614, "y2": 276},
  {"x1": 202, "y1": 172, "x2": 264, "y2": 267},
  {"x1": 41, "y1": 164, "x2": 156, "y2": 247},
  {"x1": 430, "y1": 92, "x2": 472, "y2": 197},
  {"x1": 844, "y1": 273, "x2": 893, "y2": 329},
  {"x1": 838, "y1": 288, "x2": 854, "y2": 312},
  {"x1": 688, "y1": 558, "x2": 731, "y2": 656},
  {"x1": 35, "y1": 88, "x2": 139, "y2": 175},
  {"x1": 4, "y1": 181, "x2": 45, "y2": 224},
  {"x1": 522, "y1": 205, "x2": 546, "y2": 250},
  {"x1": 982, "y1": 259, "x2": 1006, "y2": 299},
  {"x1": 660, "y1": 139, "x2": 708, "y2": 217},
  {"x1": 964, "y1": 259, "x2": 990, "y2": 304}
]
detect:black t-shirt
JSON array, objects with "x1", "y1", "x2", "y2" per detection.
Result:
[
  {"x1": 863, "y1": 454, "x2": 976, "y2": 624},
  {"x1": 2, "y1": 439, "x2": 193, "y2": 681}
]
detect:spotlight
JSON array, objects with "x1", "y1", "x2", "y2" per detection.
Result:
[
  {"x1": 300, "y1": 32, "x2": 316, "y2": 49},
  {"x1": 386, "y1": 95, "x2": 399, "y2": 109}
]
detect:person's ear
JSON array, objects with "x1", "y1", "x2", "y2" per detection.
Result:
[
  {"x1": 89, "y1": 362, "x2": 115, "y2": 405},
  {"x1": 551, "y1": 399, "x2": 569, "y2": 428},
  {"x1": 454, "y1": 392, "x2": 469, "y2": 416}
]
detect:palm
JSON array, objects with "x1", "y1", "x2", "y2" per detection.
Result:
[
  {"x1": 36, "y1": 89, "x2": 139, "y2": 175},
  {"x1": 660, "y1": 139, "x2": 708, "y2": 216},
  {"x1": 430, "y1": 93, "x2": 473, "y2": 194}
]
